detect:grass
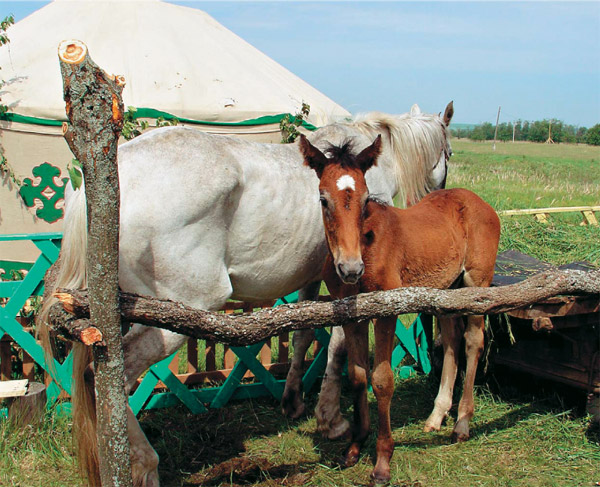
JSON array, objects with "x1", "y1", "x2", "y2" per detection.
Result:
[
  {"x1": 447, "y1": 139, "x2": 600, "y2": 266},
  {"x1": 0, "y1": 410, "x2": 79, "y2": 487},
  {"x1": 1, "y1": 140, "x2": 599, "y2": 486}
]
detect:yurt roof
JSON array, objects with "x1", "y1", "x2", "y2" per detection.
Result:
[{"x1": 0, "y1": 0, "x2": 350, "y2": 128}]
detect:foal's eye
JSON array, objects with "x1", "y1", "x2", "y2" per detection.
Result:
[{"x1": 319, "y1": 196, "x2": 328, "y2": 209}]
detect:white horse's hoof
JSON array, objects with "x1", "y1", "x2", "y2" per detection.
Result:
[{"x1": 281, "y1": 388, "x2": 305, "y2": 419}]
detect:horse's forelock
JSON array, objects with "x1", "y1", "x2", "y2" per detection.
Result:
[{"x1": 324, "y1": 139, "x2": 363, "y2": 170}]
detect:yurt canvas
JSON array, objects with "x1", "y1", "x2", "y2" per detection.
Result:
[{"x1": 0, "y1": 0, "x2": 350, "y2": 267}]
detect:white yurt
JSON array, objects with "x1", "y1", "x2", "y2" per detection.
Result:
[{"x1": 0, "y1": 0, "x2": 350, "y2": 267}]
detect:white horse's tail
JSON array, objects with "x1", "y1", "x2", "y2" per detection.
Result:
[{"x1": 37, "y1": 184, "x2": 101, "y2": 486}]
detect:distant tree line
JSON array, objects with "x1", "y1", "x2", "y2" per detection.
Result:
[{"x1": 452, "y1": 120, "x2": 600, "y2": 146}]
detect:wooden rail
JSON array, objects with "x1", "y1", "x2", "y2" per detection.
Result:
[{"x1": 498, "y1": 206, "x2": 599, "y2": 225}]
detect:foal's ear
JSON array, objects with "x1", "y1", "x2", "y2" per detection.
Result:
[
  {"x1": 355, "y1": 135, "x2": 382, "y2": 173},
  {"x1": 443, "y1": 101, "x2": 454, "y2": 127},
  {"x1": 299, "y1": 134, "x2": 328, "y2": 178}
]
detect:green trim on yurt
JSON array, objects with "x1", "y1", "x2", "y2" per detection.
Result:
[{"x1": 0, "y1": 109, "x2": 318, "y2": 131}]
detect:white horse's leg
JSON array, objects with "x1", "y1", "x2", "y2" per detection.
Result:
[
  {"x1": 118, "y1": 277, "x2": 231, "y2": 485},
  {"x1": 122, "y1": 326, "x2": 188, "y2": 393},
  {"x1": 315, "y1": 325, "x2": 350, "y2": 439},
  {"x1": 281, "y1": 281, "x2": 321, "y2": 418},
  {"x1": 128, "y1": 407, "x2": 160, "y2": 487}
]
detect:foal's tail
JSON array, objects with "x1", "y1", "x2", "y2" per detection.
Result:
[{"x1": 37, "y1": 184, "x2": 101, "y2": 486}]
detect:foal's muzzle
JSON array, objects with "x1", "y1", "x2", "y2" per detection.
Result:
[{"x1": 336, "y1": 259, "x2": 365, "y2": 285}]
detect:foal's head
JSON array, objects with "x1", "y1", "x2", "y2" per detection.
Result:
[{"x1": 299, "y1": 134, "x2": 382, "y2": 284}]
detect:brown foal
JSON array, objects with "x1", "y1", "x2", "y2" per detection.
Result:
[{"x1": 299, "y1": 134, "x2": 500, "y2": 483}]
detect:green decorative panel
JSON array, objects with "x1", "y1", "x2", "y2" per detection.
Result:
[{"x1": 19, "y1": 163, "x2": 69, "y2": 223}]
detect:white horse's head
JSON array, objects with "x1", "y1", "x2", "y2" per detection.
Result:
[{"x1": 430, "y1": 101, "x2": 454, "y2": 192}]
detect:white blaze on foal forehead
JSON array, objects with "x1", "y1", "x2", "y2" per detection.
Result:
[{"x1": 336, "y1": 174, "x2": 356, "y2": 191}]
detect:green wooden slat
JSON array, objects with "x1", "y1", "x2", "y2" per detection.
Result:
[
  {"x1": 149, "y1": 357, "x2": 208, "y2": 414},
  {"x1": 0, "y1": 232, "x2": 63, "y2": 241},
  {"x1": 301, "y1": 327, "x2": 331, "y2": 393},
  {"x1": 230, "y1": 345, "x2": 284, "y2": 399},
  {"x1": 144, "y1": 381, "x2": 287, "y2": 411},
  {"x1": 0, "y1": 281, "x2": 21, "y2": 298},
  {"x1": 412, "y1": 316, "x2": 431, "y2": 374},
  {"x1": 391, "y1": 344, "x2": 407, "y2": 372},
  {"x1": 209, "y1": 342, "x2": 263, "y2": 409},
  {"x1": 129, "y1": 372, "x2": 161, "y2": 415},
  {"x1": 33, "y1": 238, "x2": 61, "y2": 263},
  {"x1": 3, "y1": 257, "x2": 52, "y2": 316}
]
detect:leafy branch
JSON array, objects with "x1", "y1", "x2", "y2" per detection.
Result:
[
  {"x1": 122, "y1": 106, "x2": 178, "y2": 140},
  {"x1": 0, "y1": 15, "x2": 18, "y2": 187},
  {"x1": 280, "y1": 102, "x2": 310, "y2": 143}
]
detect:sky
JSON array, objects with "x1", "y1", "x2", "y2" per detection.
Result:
[{"x1": 1, "y1": 1, "x2": 599, "y2": 127}]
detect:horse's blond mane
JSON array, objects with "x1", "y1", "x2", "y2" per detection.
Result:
[{"x1": 347, "y1": 108, "x2": 448, "y2": 205}]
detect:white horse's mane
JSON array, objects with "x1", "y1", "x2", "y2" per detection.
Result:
[{"x1": 346, "y1": 105, "x2": 448, "y2": 205}]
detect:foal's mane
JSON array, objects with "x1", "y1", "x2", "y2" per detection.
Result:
[{"x1": 345, "y1": 107, "x2": 448, "y2": 205}]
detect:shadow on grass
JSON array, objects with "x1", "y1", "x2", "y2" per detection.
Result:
[
  {"x1": 139, "y1": 369, "x2": 595, "y2": 485},
  {"x1": 140, "y1": 393, "x2": 327, "y2": 486}
]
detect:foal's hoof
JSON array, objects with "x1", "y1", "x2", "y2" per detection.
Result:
[
  {"x1": 340, "y1": 444, "x2": 361, "y2": 468},
  {"x1": 370, "y1": 471, "x2": 391, "y2": 486},
  {"x1": 451, "y1": 431, "x2": 469, "y2": 443}
]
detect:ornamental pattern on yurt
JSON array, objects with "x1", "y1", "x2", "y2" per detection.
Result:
[{"x1": 19, "y1": 162, "x2": 69, "y2": 223}]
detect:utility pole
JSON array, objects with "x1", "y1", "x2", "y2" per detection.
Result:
[
  {"x1": 512, "y1": 122, "x2": 516, "y2": 143},
  {"x1": 492, "y1": 105, "x2": 501, "y2": 151}
]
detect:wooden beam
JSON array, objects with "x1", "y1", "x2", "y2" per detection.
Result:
[{"x1": 49, "y1": 268, "x2": 600, "y2": 347}]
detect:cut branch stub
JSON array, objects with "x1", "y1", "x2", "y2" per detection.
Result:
[{"x1": 58, "y1": 39, "x2": 87, "y2": 65}]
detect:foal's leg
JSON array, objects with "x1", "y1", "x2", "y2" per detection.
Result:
[
  {"x1": 452, "y1": 314, "x2": 485, "y2": 442},
  {"x1": 424, "y1": 316, "x2": 464, "y2": 432},
  {"x1": 370, "y1": 316, "x2": 397, "y2": 483},
  {"x1": 315, "y1": 326, "x2": 350, "y2": 439},
  {"x1": 282, "y1": 281, "x2": 321, "y2": 418},
  {"x1": 343, "y1": 320, "x2": 370, "y2": 467}
]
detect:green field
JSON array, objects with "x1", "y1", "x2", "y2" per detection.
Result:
[
  {"x1": 449, "y1": 139, "x2": 600, "y2": 266},
  {"x1": 2, "y1": 140, "x2": 599, "y2": 487}
]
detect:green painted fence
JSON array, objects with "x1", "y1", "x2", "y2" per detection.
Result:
[{"x1": 1, "y1": 233, "x2": 431, "y2": 416}]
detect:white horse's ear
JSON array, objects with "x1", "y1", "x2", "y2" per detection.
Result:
[
  {"x1": 410, "y1": 104, "x2": 421, "y2": 116},
  {"x1": 299, "y1": 134, "x2": 328, "y2": 177},
  {"x1": 443, "y1": 101, "x2": 454, "y2": 126},
  {"x1": 355, "y1": 135, "x2": 382, "y2": 173}
]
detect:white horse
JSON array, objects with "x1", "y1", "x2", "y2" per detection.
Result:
[{"x1": 40, "y1": 102, "x2": 453, "y2": 486}]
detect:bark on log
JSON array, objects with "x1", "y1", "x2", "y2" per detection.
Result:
[
  {"x1": 59, "y1": 39, "x2": 132, "y2": 487},
  {"x1": 50, "y1": 268, "x2": 599, "y2": 347}
]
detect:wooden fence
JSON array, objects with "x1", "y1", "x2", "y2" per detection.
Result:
[{"x1": 0, "y1": 232, "x2": 431, "y2": 416}]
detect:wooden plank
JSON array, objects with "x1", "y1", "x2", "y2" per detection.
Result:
[
  {"x1": 205, "y1": 340, "x2": 216, "y2": 371},
  {"x1": 499, "y1": 205, "x2": 600, "y2": 216},
  {"x1": 582, "y1": 210, "x2": 599, "y2": 226},
  {"x1": 0, "y1": 379, "x2": 28, "y2": 398},
  {"x1": 186, "y1": 337, "x2": 198, "y2": 373},
  {"x1": 0, "y1": 339, "x2": 11, "y2": 381},
  {"x1": 22, "y1": 349, "x2": 35, "y2": 381},
  {"x1": 507, "y1": 295, "x2": 599, "y2": 320},
  {"x1": 278, "y1": 332, "x2": 289, "y2": 363}
]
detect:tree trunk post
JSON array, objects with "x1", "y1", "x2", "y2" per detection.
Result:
[{"x1": 58, "y1": 39, "x2": 132, "y2": 487}]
